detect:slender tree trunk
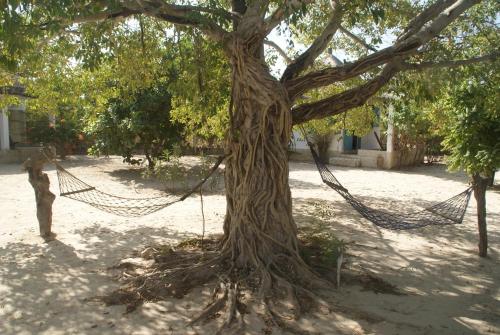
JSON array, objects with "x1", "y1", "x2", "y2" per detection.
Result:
[
  {"x1": 315, "y1": 134, "x2": 333, "y2": 164},
  {"x1": 472, "y1": 173, "x2": 488, "y2": 257},
  {"x1": 145, "y1": 152, "x2": 155, "y2": 170},
  {"x1": 221, "y1": 45, "x2": 301, "y2": 271},
  {"x1": 23, "y1": 155, "x2": 56, "y2": 239},
  {"x1": 56, "y1": 142, "x2": 66, "y2": 159},
  {"x1": 488, "y1": 171, "x2": 496, "y2": 187}
]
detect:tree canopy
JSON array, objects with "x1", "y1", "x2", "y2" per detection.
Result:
[{"x1": 2, "y1": 0, "x2": 498, "y2": 124}]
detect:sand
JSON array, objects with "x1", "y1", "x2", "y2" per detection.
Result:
[{"x1": 1, "y1": 155, "x2": 499, "y2": 335}]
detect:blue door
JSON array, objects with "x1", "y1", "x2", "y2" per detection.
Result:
[{"x1": 343, "y1": 133, "x2": 361, "y2": 152}]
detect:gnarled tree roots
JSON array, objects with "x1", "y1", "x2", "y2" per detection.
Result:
[{"x1": 100, "y1": 237, "x2": 332, "y2": 335}]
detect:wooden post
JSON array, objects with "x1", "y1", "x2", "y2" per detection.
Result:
[{"x1": 23, "y1": 149, "x2": 56, "y2": 239}]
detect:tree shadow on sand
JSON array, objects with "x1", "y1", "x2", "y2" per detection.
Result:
[
  {"x1": 1, "y1": 196, "x2": 498, "y2": 335},
  {"x1": 293, "y1": 195, "x2": 499, "y2": 334},
  {"x1": 105, "y1": 165, "x2": 225, "y2": 195},
  {"x1": 0, "y1": 225, "x2": 219, "y2": 335},
  {"x1": 0, "y1": 222, "x2": 369, "y2": 335}
]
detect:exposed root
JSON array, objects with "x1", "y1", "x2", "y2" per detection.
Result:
[
  {"x1": 96, "y1": 236, "x2": 340, "y2": 333},
  {"x1": 189, "y1": 283, "x2": 228, "y2": 326},
  {"x1": 92, "y1": 228, "x2": 404, "y2": 335}
]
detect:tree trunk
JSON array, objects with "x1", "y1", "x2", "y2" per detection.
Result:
[
  {"x1": 23, "y1": 155, "x2": 56, "y2": 239},
  {"x1": 488, "y1": 171, "x2": 495, "y2": 187},
  {"x1": 102, "y1": 42, "x2": 328, "y2": 330},
  {"x1": 221, "y1": 45, "x2": 301, "y2": 272},
  {"x1": 314, "y1": 134, "x2": 333, "y2": 164},
  {"x1": 145, "y1": 152, "x2": 155, "y2": 170},
  {"x1": 472, "y1": 173, "x2": 488, "y2": 257}
]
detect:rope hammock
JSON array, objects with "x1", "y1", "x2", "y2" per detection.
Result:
[
  {"x1": 46, "y1": 141, "x2": 472, "y2": 228},
  {"x1": 306, "y1": 142, "x2": 473, "y2": 230},
  {"x1": 50, "y1": 156, "x2": 225, "y2": 217}
]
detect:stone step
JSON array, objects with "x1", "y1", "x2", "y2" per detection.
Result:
[{"x1": 329, "y1": 156, "x2": 361, "y2": 167}]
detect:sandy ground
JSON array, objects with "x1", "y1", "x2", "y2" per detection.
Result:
[{"x1": 0, "y1": 155, "x2": 499, "y2": 335}]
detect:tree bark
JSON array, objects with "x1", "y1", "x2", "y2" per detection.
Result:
[
  {"x1": 472, "y1": 173, "x2": 488, "y2": 257},
  {"x1": 313, "y1": 134, "x2": 333, "y2": 164},
  {"x1": 145, "y1": 152, "x2": 155, "y2": 170},
  {"x1": 488, "y1": 171, "x2": 495, "y2": 187},
  {"x1": 221, "y1": 42, "x2": 301, "y2": 272},
  {"x1": 23, "y1": 154, "x2": 56, "y2": 239}
]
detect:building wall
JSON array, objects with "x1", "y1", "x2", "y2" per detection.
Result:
[
  {"x1": 289, "y1": 131, "x2": 312, "y2": 161},
  {"x1": 360, "y1": 126, "x2": 382, "y2": 150},
  {"x1": 290, "y1": 128, "x2": 424, "y2": 169},
  {"x1": 0, "y1": 109, "x2": 8, "y2": 150},
  {"x1": 8, "y1": 105, "x2": 27, "y2": 144},
  {"x1": 357, "y1": 147, "x2": 425, "y2": 169},
  {"x1": 0, "y1": 99, "x2": 27, "y2": 149},
  {"x1": 0, "y1": 146, "x2": 45, "y2": 164},
  {"x1": 289, "y1": 130, "x2": 344, "y2": 161}
]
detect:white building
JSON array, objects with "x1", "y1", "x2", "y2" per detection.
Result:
[
  {"x1": 290, "y1": 106, "x2": 424, "y2": 169},
  {"x1": 0, "y1": 85, "x2": 39, "y2": 163}
]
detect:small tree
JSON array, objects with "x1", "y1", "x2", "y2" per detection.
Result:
[
  {"x1": 88, "y1": 83, "x2": 182, "y2": 169},
  {"x1": 441, "y1": 68, "x2": 499, "y2": 257},
  {"x1": 27, "y1": 116, "x2": 80, "y2": 158}
]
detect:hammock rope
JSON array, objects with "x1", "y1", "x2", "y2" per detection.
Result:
[
  {"x1": 305, "y1": 140, "x2": 473, "y2": 230},
  {"x1": 50, "y1": 155, "x2": 225, "y2": 217}
]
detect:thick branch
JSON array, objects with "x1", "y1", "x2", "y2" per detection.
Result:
[
  {"x1": 121, "y1": 0, "x2": 230, "y2": 41},
  {"x1": 39, "y1": 7, "x2": 138, "y2": 29},
  {"x1": 39, "y1": 1, "x2": 231, "y2": 41},
  {"x1": 339, "y1": 26, "x2": 377, "y2": 52},
  {"x1": 285, "y1": 0, "x2": 481, "y2": 101},
  {"x1": 264, "y1": 40, "x2": 292, "y2": 64},
  {"x1": 398, "y1": 0, "x2": 458, "y2": 42},
  {"x1": 281, "y1": 1, "x2": 343, "y2": 81},
  {"x1": 232, "y1": 0, "x2": 247, "y2": 14},
  {"x1": 291, "y1": 63, "x2": 400, "y2": 125},
  {"x1": 402, "y1": 52, "x2": 499, "y2": 70},
  {"x1": 264, "y1": 0, "x2": 314, "y2": 34},
  {"x1": 231, "y1": 0, "x2": 247, "y2": 28}
]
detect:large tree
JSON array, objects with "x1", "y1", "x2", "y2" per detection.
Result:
[{"x1": 2, "y1": 0, "x2": 498, "y2": 330}]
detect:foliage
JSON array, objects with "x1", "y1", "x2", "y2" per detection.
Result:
[
  {"x1": 388, "y1": 99, "x2": 433, "y2": 164},
  {"x1": 0, "y1": 72, "x2": 22, "y2": 109},
  {"x1": 168, "y1": 32, "x2": 230, "y2": 145},
  {"x1": 143, "y1": 153, "x2": 222, "y2": 192},
  {"x1": 439, "y1": 68, "x2": 500, "y2": 177},
  {"x1": 87, "y1": 83, "x2": 182, "y2": 168},
  {"x1": 299, "y1": 221, "x2": 346, "y2": 269},
  {"x1": 26, "y1": 114, "x2": 82, "y2": 157},
  {"x1": 1, "y1": 14, "x2": 230, "y2": 155}
]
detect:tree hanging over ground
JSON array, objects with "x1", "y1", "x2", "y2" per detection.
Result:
[{"x1": 1, "y1": 0, "x2": 498, "y2": 331}]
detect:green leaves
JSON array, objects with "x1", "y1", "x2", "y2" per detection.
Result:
[
  {"x1": 87, "y1": 82, "x2": 182, "y2": 165},
  {"x1": 168, "y1": 32, "x2": 230, "y2": 143},
  {"x1": 441, "y1": 68, "x2": 500, "y2": 177}
]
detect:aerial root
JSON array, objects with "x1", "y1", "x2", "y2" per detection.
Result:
[{"x1": 189, "y1": 284, "x2": 228, "y2": 326}]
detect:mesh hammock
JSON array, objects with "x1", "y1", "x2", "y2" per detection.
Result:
[
  {"x1": 52, "y1": 156, "x2": 225, "y2": 217},
  {"x1": 307, "y1": 144, "x2": 473, "y2": 230}
]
